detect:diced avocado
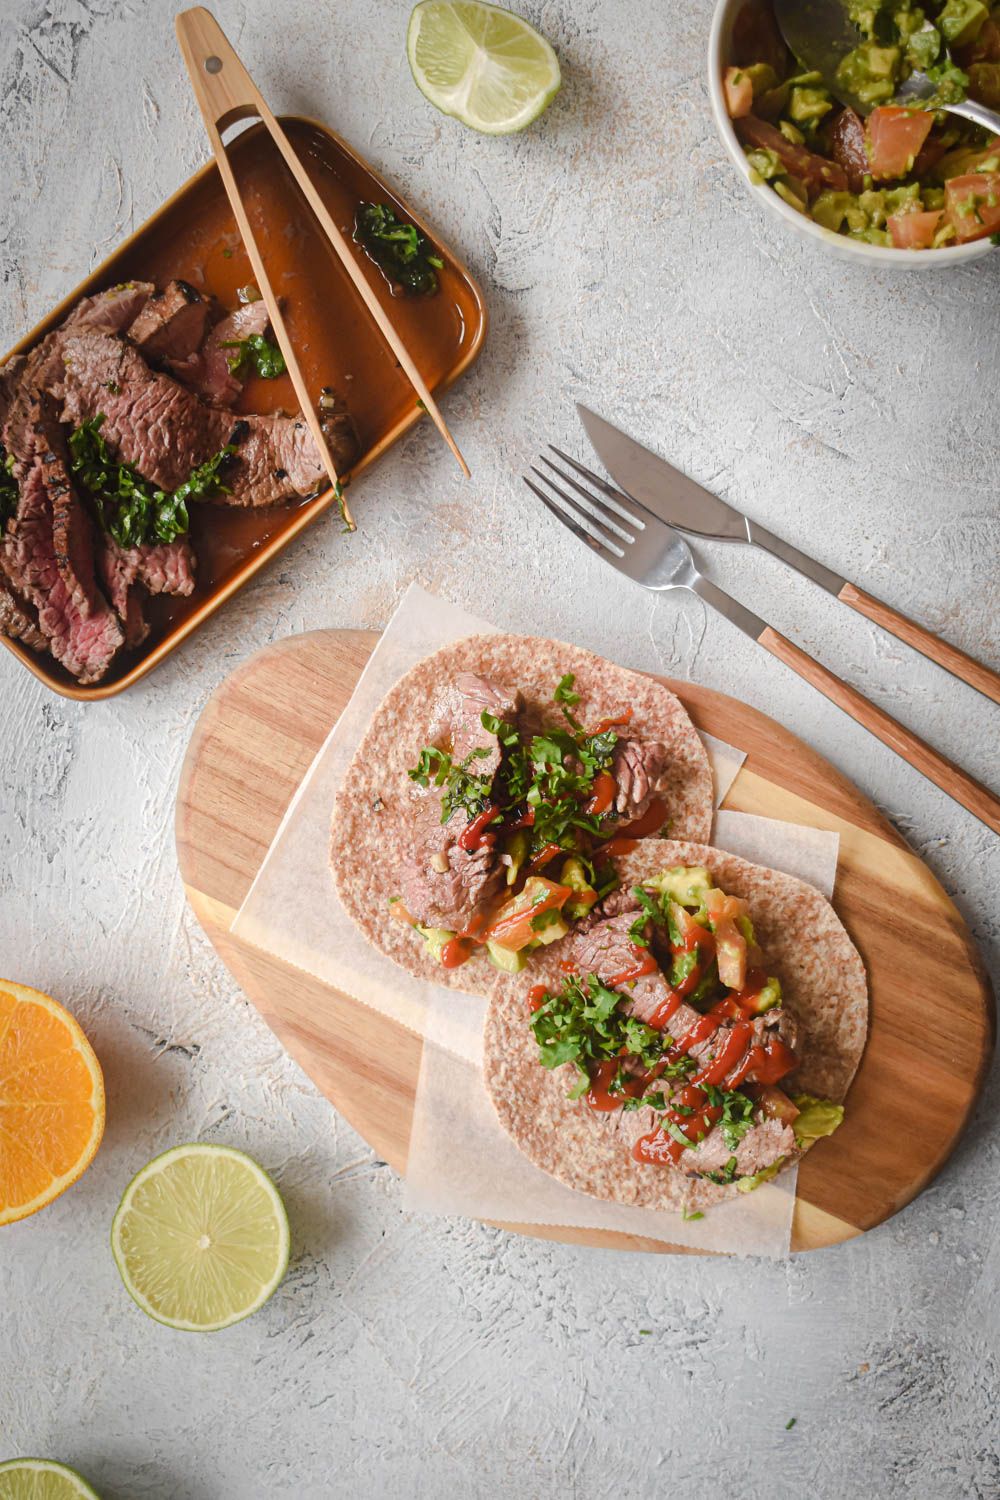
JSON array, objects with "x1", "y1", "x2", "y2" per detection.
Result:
[
  {"x1": 774, "y1": 179, "x2": 809, "y2": 214},
  {"x1": 647, "y1": 865, "x2": 714, "y2": 910},
  {"x1": 744, "y1": 62, "x2": 779, "y2": 98},
  {"x1": 778, "y1": 119, "x2": 805, "y2": 146},
  {"x1": 486, "y1": 940, "x2": 527, "y2": 974},
  {"x1": 526, "y1": 910, "x2": 570, "y2": 948},
  {"x1": 560, "y1": 857, "x2": 598, "y2": 920},
  {"x1": 812, "y1": 190, "x2": 855, "y2": 232},
  {"x1": 792, "y1": 1094, "x2": 845, "y2": 1148},
  {"x1": 415, "y1": 924, "x2": 455, "y2": 962},
  {"x1": 735, "y1": 912, "x2": 757, "y2": 946},
  {"x1": 736, "y1": 1157, "x2": 786, "y2": 1193},
  {"x1": 745, "y1": 147, "x2": 784, "y2": 182},
  {"x1": 502, "y1": 830, "x2": 529, "y2": 887},
  {"x1": 742, "y1": 976, "x2": 782, "y2": 1015},
  {"x1": 669, "y1": 949, "x2": 699, "y2": 990},
  {"x1": 938, "y1": 0, "x2": 988, "y2": 47},
  {"x1": 835, "y1": 43, "x2": 901, "y2": 106},
  {"x1": 906, "y1": 22, "x2": 941, "y2": 72},
  {"x1": 788, "y1": 85, "x2": 833, "y2": 125}
]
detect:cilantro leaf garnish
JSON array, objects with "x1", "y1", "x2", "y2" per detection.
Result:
[{"x1": 0, "y1": 449, "x2": 17, "y2": 532}]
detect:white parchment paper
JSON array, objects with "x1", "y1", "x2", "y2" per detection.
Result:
[{"x1": 234, "y1": 583, "x2": 840, "y2": 1258}]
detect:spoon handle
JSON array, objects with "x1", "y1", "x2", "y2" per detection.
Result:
[
  {"x1": 943, "y1": 97, "x2": 1000, "y2": 135},
  {"x1": 837, "y1": 583, "x2": 1000, "y2": 707},
  {"x1": 758, "y1": 626, "x2": 1000, "y2": 835}
]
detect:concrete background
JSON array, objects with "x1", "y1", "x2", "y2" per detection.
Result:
[{"x1": 1, "y1": 0, "x2": 998, "y2": 1495}]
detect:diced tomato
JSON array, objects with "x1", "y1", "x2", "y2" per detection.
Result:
[
  {"x1": 704, "y1": 887, "x2": 749, "y2": 991},
  {"x1": 753, "y1": 1084, "x2": 800, "y2": 1125},
  {"x1": 724, "y1": 65, "x2": 754, "y2": 119},
  {"x1": 888, "y1": 209, "x2": 943, "y2": 249},
  {"x1": 389, "y1": 897, "x2": 416, "y2": 925},
  {"x1": 485, "y1": 876, "x2": 571, "y2": 952},
  {"x1": 866, "y1": 106, "x2": 934, "y2": 181},
  {"x1": 945, "y1": 172, "x2": 1000, "y2": 242},
  {"x1": 736, "y1": 114, "x2": 847, "y2": 197}
]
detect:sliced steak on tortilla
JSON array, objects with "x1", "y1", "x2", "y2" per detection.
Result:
[
  {"x1": 330, "y1": 634, "x2": 714, "y2": 995},
  {"x1": 484, "y1": 840, "x2": 867, "y2": 1215}
]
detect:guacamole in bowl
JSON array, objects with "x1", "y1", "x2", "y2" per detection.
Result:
[{"x1": 716, "y1": 0, "x2": 1000, "y2": 254}]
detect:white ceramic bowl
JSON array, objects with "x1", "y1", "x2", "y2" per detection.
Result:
[{"x1": 708, "y1": 0, "x2": 996, "y2": 269}]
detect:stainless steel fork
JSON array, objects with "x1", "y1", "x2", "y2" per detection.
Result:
[{"x1": 524, "y1": 449, "x2": 1000, "y2": 836}]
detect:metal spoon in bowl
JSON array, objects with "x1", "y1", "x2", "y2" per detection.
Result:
[{"x1": 772, "y1": 0, "x2": 1000, "y2": 131}]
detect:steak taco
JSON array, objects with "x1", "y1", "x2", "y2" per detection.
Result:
[
  {"x1": 329, "y1": 635, "x2": 714, "y2": 991},
  {"x1": 484, "y1": 841, "x2": 867, "y2": 1213}
]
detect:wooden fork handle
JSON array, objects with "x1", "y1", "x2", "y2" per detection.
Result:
[
  {"x1": 758, "y1": 626, "x2": 1000, "y2": 835},
  {"x1": 838, "y1": 582, "x2": 1000, "y2": 707}
]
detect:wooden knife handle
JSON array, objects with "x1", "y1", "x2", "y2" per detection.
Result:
[
  {"x1": 758, "y1": 626, "x2": 1000, "y2": 835},
  {"x1": 839, "y1": 582, "x2": 1000, "y2": 707}
]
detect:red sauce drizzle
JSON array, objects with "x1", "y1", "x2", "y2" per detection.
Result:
[
  {"x1": 603, "y1": 796, "x2": 669, "y2": 856},
  {"x1": 458, "y1": 804, "x2": 501, "y2": 852}
]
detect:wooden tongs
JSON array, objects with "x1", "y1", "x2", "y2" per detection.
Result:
[{"x1": 175, "y1": 6, "x2": 470, "y2": 531}]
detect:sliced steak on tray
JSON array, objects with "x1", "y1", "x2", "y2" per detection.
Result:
[
  {"x1": 62, "y1": 281, "x2": 155, "y2": 336},
  {"x1": 0, "y1": 571, "x2": 45, "y2": 652},
  {"x1": 128, "y1": 280, "x2": 210, "y2": 363},
  {"x1": 52, "y1": 331, "x2": 352, "y2": 505},
  {"x1": 168, "y1": 300, "x2": 271, "y2": 408},
  {"x1": 2, "y1": 394, "x2": 123, "y2": 683}
]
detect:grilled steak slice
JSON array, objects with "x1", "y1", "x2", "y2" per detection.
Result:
[
  {"x1": 677, "y1": 1116, "x2": 795, "y2": 1179},
  {"x1": 597, "y1": 887, "x2": 643, "y2": 919},
  {"x1": 52, "y1": 331, "x2": 350, "y2": 505},
  {"x1": 63, "y1": 281, "x2": 155, "y2": 335},
  {"x1": 609, "y1": 737, "x2": 668, "y2": 825},
  {"x1": 2, "y1": 401, "x2": 123, "y2": 683},
  {"x1": 398, "y1": 797, "x2": 504, "y2": 933},
  {"x1": 0, "y1": 568, "x2": 46, "y2": 651},
  {"x1": 128, "y1": 280, "x2": 210, "y2": 362},
  {"x1": 168, "y1": 300, "x2": 271, "y2": 407},
  {"x1": 446, "y1": 672, "x2": 522, "y2": 781},
  {"x1": 97, "y1": 535, "x2": 149, "y2": 649}
]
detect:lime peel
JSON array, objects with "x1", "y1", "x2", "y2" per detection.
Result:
[
  {"x1": 407, "y1": 0, "x2": 561, "y2": 135},
  {"x1": 111, "y1": 1143, "x2": 290, "y2": 1333},
  {"x1": 0, "y1": 1458, "x2": 102, "y2": 1499}
]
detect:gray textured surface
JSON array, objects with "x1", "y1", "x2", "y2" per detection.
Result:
[{"x1": 1, "y1": 0, "x2": 998, "y2": 1495}]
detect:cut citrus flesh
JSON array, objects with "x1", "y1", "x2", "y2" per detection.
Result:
[
  {"x1": 407, "y1": 0, "x2": 561, "y2": 134},
  {"x1": 0, "y1": 1458, "x2": 101, "y2": 1499},
  {"x1": 111, "y1": 1143, "x2": 290, "y2": 1332},
  {"x1": 0, "y1": 982, "x2": 105, "y2": 1226}
]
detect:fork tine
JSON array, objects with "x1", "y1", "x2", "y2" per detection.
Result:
[
  {"x1": 528, "y1": 467, "x2": 625, "y2": 553},
  {"x1": 547, "y1": 445, "x2": 645, "y2": 527},
  {"x1": 523, "y1": 476, "x2": 616, "y2": 559},
  {"x1": 539, "y1": 457, "x2": 638, "y2": 542}
]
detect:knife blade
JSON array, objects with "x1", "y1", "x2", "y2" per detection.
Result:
[{"x1": 576, "y1": 403, "x2": 847, "y2": 595}]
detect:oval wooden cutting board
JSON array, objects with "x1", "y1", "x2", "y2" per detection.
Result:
[{"x1": 175, "y1": 628, "x2": 994, "y2": 1254}]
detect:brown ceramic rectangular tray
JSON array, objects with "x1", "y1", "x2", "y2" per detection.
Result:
[{"x1": 0, "y1": 115, "x2": 487, "y2": 700}]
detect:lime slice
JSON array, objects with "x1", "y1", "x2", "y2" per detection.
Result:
[
  {"x1": 111, "y1": 1144, "x2": 290, "y2": 1332},
  {"x1": 0, "y1": 1459, "x2": 101, "y2": 1499},
  {"x1": 407, "y1": 0, "x2": 561, "y2": 134}
]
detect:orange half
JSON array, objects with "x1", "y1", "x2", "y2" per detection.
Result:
[{"x1": 0, "y1": 981, "x2": 105, "y2": 1226}]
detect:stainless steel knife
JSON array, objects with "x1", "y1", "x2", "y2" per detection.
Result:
[{"x1": 577, "y1": 403, "x2": 1000, "y2": 707}]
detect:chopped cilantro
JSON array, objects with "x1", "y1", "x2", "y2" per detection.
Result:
[
  {"x1": 354, "y1": 201, "x2": 443, "y2": 295},
  {"x1": 554, "y1": 673, "x2": 580, "y2": 707},
  {"x1": 0, "y1": 450, "x2": 17, "y2": 532},
  {"x1": 69, "y1": 414, "x2": 235, "y2": 547},
  {"x1": 530, "y1": 972, "x2": 663, "y2": 1095},
  {"x1": 639, "y1": 1329, "x2": 652, "y2": 1336},
  {"x1": 222, "y1": 332, "x2": 286, "y2": 380},
  {"x1": 681, "y1": 1208, "x2": 704, "y2": 1221},
  {"x1": 785, "y1": 1417, "x2": 797, "y2": 1431}
]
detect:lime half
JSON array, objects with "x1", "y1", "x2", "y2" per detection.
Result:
[
  {"x1": 0, "y1": 1459, "x2": 101, "y2": 1500},
  {"x1": 111, "y1": 1144, "x2": 290, "y2": 1333},
  {"x1": 407, "y1": 0, "x2": 561, "y2": 134}
]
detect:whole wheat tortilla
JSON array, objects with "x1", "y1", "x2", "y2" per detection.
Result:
[
  {"x1": 484, "y1": 840, "x2": 868, "y2": 1213},
  {"x1": 329, "y1": 634, "x2": 714, "y2": 994}
]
